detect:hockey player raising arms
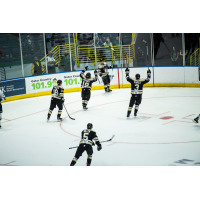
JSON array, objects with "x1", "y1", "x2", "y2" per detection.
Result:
[
  {"x1": 125, "y1": 68, "x2": 151, "y2": 117},
  {"x1": 47, "y1": 79, "x2": 65, "y2": 121},
  {"x1": 70, "y1": 123, "x2": 102, "y2": 166},
  {"x1": 98, "y1": 58, "x2": 113, "y2": 92},
  {"x1": 80, "y1": 66, "x2": 98, "y2": 110},
  {"x1": 0, "y1": 89, "x2": 6, "y2": 128}
]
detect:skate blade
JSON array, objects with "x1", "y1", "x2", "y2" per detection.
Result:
[{"x1": 192, "y1": 120, "x2": 198, "y2": 123}]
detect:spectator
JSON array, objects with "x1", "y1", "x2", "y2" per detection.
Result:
[
  {"x1": 103, "y1": 37, "x2": 112, "y2": 47},
  {"x1": 46, "y1": 51, "x2": 57, "y2": 74},
  {"x1": 113, "y1": 36, "x2": 119, "y2": 46},
  {"x1": 26, "y1": 35, "x2": 34, "y2": 55},
  {"x1": 59, "y1": 50, "x2": 72, "y2": 72},
  {"x1": 31, "y1": 56, "x2": 46, "y2": 76},
  {"x1": 179, "y1": 49, "x2": 188, "y2": 66},
  {"x1": 103, "y1": 38, "x2": 112, "y2": 61},
  {"x1": 170, "y1": 47, "x2": 179, "y2": 66},
  {"x1": 137, "y1": 47, "x2": 145, "y2": 66}
]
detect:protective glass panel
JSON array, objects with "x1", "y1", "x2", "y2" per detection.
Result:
[
  {"x1": 72, "y1": 33, "x2": 95, "y2": 71},
  {"x1": 45, "y1": 33, "x2": 71, "y2": 73},
  {"x1": 21, "y1": 33, "x2": 46, "y2": 77},
  {"x1": 95, "y1": 33, "x2": 120, "y2": 68},
  {"x1": 185, "y1": 33, "x2": 200, "y2": 66},
  {"x1": 133, "y1": 33, "x2": 152, "y2": 67},
  {"x1": 0, "y1": 33, "x2": 22, "y2": 80},
  {"x1": 153, "y1": 33, "x2": 183, "y2": 66}
]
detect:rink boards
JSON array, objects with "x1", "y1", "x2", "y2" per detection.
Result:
[{"x1": 0, "y1": 66, "x2": 200, "y2": 102}]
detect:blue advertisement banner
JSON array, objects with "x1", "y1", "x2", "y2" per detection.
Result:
[{"x1": 0, "y1": 78, "x2": 26, "y2": 97}]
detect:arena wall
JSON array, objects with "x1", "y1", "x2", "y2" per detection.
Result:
[{"x1": 1, "y1": 66, "x2": 200, "y2": 103}]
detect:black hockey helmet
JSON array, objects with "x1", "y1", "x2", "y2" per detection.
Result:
[
  {"x1": 57, "y1": 79, "x2": 62, "y2": 85},
  {"x1": 86, "y1": 72, "x2": 91, "y2": 79},
  {"x1": 53, "y1": 78, "x2": 57, "y2": 81},
  {"x1": 87, "y1": 123, "x2": 93, "y2": 129},
  {"x1": 135, "y1": 73, "x2": 140, "y2": 80},
  {"x1": 100, "y1": 58, "x2": 104, "y2": 62}
]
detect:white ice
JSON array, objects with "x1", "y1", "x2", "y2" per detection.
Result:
[{"x1": 0, "y1": 87, "x2": 200, "y2": 166}]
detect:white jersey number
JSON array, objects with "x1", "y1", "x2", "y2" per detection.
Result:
[
  {"x1": 134, "y1": 84, "x2": 139, "y2": 94},
  {"x1": 82, "y1": 80, "x2": 89, "y2": 87},
  {"x1": 83, "y1": 131, "x2": 89, "y2": 143}
]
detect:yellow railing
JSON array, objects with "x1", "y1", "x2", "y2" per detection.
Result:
[
  {"x1": 40, "y1": 43, "x2": 76, "y2": 65},
  {"x1": 77, "y1": 44, "x2": 135, "y2": 66},
  {"x1": 190, "y1": 48, "x2": 200, "y2": 66},
  {"x1": 40, "y1": 33, "x2": 136, "y2": 68},
  {"x1": 190, "y1": 37, "x2": 200, "y2": 66}
]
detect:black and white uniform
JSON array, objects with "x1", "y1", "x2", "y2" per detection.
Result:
[
  {"x1": 48, "y1": 85, "x2": 64, "y2": 119},
  {"x1": 80, "y1": 69, "x2": 97, "y2": 108},
  {"x1": 0, "y1": 90, "x2": 6, "y2": 127},
  {"x1": 126, "y1": 71, "x2": 151, "y2": 115},
  {"x1": 70, "y1": 129, "x2": 101, "y2": 166},
  {"x1": 98, "y1": 62, "x2": 112, "y2": 92}
]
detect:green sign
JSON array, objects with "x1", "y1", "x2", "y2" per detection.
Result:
[{"x1": 31, "y1": 78, "x2": 82, "y2": 90}]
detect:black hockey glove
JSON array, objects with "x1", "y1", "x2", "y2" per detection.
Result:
[
  {"x1": 109, "y1": 65, "x2": 113, "y2": 69},
  {"x1": 147, "y1": 69, "x2": 151, "y2": 74},
  {"x1": 61, "y1": 98, "x2": 65, "y2": 104},
  {"x1": 125, "y1": 68, "x2": 129, "y2": 73},
  {"x1": 94, "y1": 70, "x2": 98, "y2": 76},
  {"x1": 84, "y1": 66, "x2": 89, "y2": 71},
  {"x1": 147, "y1": 69, "x2": 151, "y2": 79},
  {"x1": 97, "y1": 145, "x2": 102, "y2": 151}
]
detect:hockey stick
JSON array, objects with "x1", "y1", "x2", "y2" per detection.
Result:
[
  {"x1": 141, "y1": 39, "x2": 149, "y2": 70},
  {"x1": 63, "y1": 104, "x2": 75, "y2": 120},
  {"x1": 99, "y1": 134, "x2": 115, "y2": 144},
  {"x1": 69, "y1": 135, "x2": 115, "y2": 149},
  {"x1": 87, "y1": 57, "x2": 100, "y2": 84}
]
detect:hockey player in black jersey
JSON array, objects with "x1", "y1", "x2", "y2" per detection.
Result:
[
  {"x1": 47, "y1": 79, "x2": 65, "y2": 121},
  {"x1": 70, "y1": 123, "x2": 102, "y2": 166},
  {"x1": 125, "y1": 68, "x2": 151, "y2": 117},
  {"x1": 0, "y1": 90, "x2": 6, "y2": 128},
  {"x1": 80, "y1": 66, "x2": 98, "y2": 110},
  {"x1": 98, "y1": 58, "x2": 113, "y2": 92}
]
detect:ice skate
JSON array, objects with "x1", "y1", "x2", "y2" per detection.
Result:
[
  {"x1": 127, "y1": 111, "x2": 131, "y2": 117},
  {"x1": 193, "y1": 117, "x2": 199, "y2": 123},
  {"x1": 57, "y1": 117, "x2": 63, "y2": 122}
]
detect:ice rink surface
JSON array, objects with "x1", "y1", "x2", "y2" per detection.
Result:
[{"x1": 0, "y1": 87, "x2": 200, "y2": 166}]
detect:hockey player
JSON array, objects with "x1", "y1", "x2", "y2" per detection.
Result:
[
  {"x1": 80, "y1": 66, "x2": 98, "y2": 110},
  {"x1": 193, "y1": 114, "x2": 200, "y2": 123},
  {"x1": 70, "y1": 123, "x2": 102, "y2": 166},
  {"x1": 125, "y1": 68, "x2": 151, "y2": 117},
  {"x1": 47, "y1": 79, "x2": 65, "y2": 121},
  {"x1": 0, "y1": 89, "x2": 6, "y2": 128},
  {"x1": 98, "y1": 58, "x2": 113, "y2": 92}
]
